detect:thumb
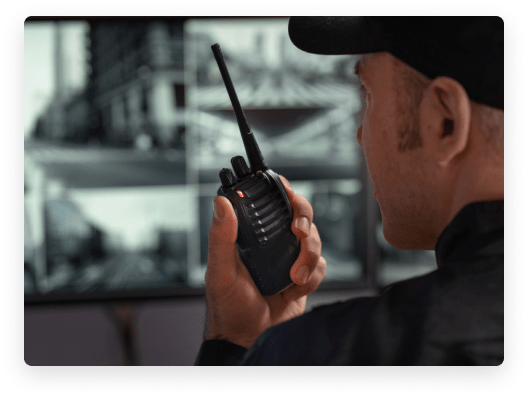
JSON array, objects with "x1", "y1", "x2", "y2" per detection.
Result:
[
  {"x1": 206, "y1": 196, "x2": 239, "y2": 291},
  {"x1": 209, "y1": 196, "x2": 238, "y2": 245}
]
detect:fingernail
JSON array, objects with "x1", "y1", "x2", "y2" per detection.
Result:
[
  {"x1": 213, "y1": 200, "x2": 224, "y2": 220},
  {"x1": 296, "y1": 265, "x2": 310, "y2": 284},
  {"x1": 295, "y1": 216, "x2": 310, "y2": 236}
]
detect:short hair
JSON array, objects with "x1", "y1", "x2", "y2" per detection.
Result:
[
  {"x1": 392, "y1": 57, "x2": 430, "y2": 152},
  {"x1": 476, "y1": 103, "x2": 504, "y2": 160}
]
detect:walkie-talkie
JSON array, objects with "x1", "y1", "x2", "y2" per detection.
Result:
[{"x1": 211, "y1": 43, "x2": 301, "y2": 296}]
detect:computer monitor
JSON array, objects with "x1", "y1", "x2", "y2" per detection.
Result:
[{"x1": 24, "y1": 17, "x2": 436, "y2": 305}]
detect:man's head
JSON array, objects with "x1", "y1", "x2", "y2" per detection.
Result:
[{"x1": 289, "y1": 17, "x2": 504, "y2": 250}]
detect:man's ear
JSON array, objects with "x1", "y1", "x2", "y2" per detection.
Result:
[{"x1": 421, "y1": 76, "x2": 471, "y2": 168}]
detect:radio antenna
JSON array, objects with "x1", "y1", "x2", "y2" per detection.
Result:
[{"x1": 211, "y1": 43, "x2": 268, "y2": 173}]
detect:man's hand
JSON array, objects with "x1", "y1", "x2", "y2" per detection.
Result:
[{"x1": 204, "y1": 175, "x2": 326, "y2": 349}]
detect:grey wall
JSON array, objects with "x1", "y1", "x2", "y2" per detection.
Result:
[{"x1": 25, "y1": 289, "x2": 373, "y2": 366}]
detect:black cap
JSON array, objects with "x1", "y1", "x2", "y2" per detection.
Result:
[{"x1": 288, "y1": 17, "x2": 503, "y2": 110}]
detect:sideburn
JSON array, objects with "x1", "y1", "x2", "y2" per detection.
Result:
[
  {"x1": 397, "y1": 107, "x2": 423, "y2": 152},
  {"x1": 393, "y1": 57, "x2": 430, "y2": 153}
]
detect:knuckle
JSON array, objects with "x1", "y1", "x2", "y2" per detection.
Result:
[
  {"x1": 307, "y1": 229, "x2": 322, "y2": 248},
  {"x1": 295, "y1": 194, "x2": 311, "y2": 210},
  {"x1": 306, "y1": 247, "x2": 321, "y2": 264},
  {"x1": 319, "y1": 257, "x2": 327, "y2": 278},
  {"x1": 309, "y1": 224, "x2": 320, "y2": 241}
]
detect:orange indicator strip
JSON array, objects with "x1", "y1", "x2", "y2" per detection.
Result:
[{"x1": 237, "y1": 190, "x2": 244, "y2": 198}]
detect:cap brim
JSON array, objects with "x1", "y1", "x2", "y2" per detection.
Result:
[{"x1": 288, "y1": 17, "x2": 389, "y2": 55}]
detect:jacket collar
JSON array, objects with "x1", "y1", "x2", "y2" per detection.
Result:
[{"x1": 435, "y1": 200, "x2": 504, "y2": 268}]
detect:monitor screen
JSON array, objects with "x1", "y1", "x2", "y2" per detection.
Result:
[{"x1": 24, "y1": 17, "x2": 436, "y2": 303}]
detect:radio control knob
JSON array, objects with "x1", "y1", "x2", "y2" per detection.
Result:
[
  {"x1": 219, "y1": 168, "x2": 236, "y2": 187},
  {"x1": 231, "y1": 156, "x2": 250, "y2": 178}
]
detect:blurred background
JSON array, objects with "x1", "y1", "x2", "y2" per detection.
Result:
[{"x1": 24, "y1": 17, "x2": 437, "y2": 365}]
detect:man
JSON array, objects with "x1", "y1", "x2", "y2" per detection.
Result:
[{"x1": 195, "y1": 17, "x2": 503, "y2": 365}]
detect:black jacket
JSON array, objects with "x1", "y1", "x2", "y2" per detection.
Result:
[{"x1": 195, "y1": 200, "x2": 504, "y2": 365}]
